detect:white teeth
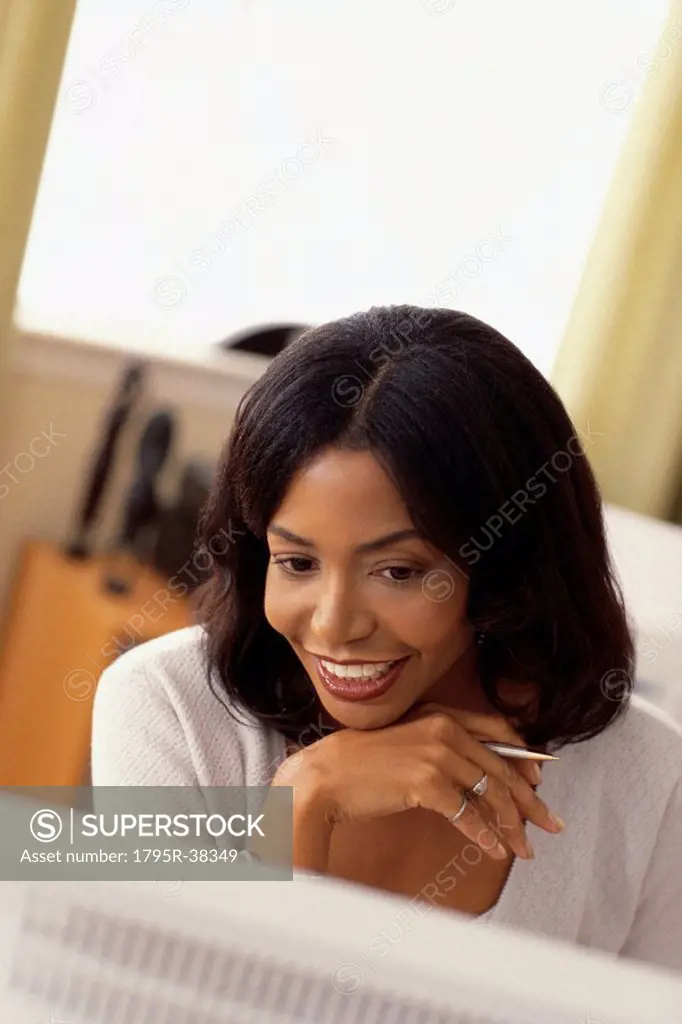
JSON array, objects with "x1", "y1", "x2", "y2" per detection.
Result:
[{"x1": 320, "y1": 659, "x2": 396, "y2": 680}]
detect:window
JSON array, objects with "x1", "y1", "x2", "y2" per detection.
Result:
[{"x1": 17, "y1": 0, "x2": 671, "y2": 374}]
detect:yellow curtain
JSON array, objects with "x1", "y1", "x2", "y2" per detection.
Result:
[
  {"x1": 0, "y1": 0, "x2": 77, "y2": 398},
  {"x1": 551, "y1": 0, "x2": 682, "y2": 521}
]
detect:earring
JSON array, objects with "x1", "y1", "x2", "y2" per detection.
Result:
[{"x1": 475, "y1": 629, "x2": 487, "y2": 646}]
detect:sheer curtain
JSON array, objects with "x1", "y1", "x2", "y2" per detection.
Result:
[
  {"x1": 552, "y1": 0, "x2": 682, "y2": 520},
  {"x1": 0, "y1": 0, "x2": 76, "y2": 412}
]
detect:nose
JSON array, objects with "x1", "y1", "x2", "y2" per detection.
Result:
[{"x1": 308, "y1": 573, "x2": 374, "y2": 649}]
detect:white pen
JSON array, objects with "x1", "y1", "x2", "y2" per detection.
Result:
[{"x1": 482, "y1": 740, "x2": 560, "y2": 762}]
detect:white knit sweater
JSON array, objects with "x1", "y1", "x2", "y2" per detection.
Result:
[{"x1": 91, "y1": 626, "x2": 682, "y2": 972}]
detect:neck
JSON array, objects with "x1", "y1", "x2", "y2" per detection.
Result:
[{"x1": 424, "y1": 639, "x2": 539, "y2": 734}]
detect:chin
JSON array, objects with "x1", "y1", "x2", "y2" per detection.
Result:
[{"x1": 316, "y1": 692, "x2": 414, "y2": 731}]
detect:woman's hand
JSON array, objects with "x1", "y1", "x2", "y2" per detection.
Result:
[{"x1": 272, "y1": 702, "x2": 564, "y2": 870}]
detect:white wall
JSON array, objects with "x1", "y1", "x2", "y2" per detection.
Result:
[{"x1": 16, "y1": 0, "x2": 672, "y2": 375}]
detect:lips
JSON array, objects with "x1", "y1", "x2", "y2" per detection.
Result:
[{"x1": 313, "y1": 655, "x2": 410, "y2": 702}]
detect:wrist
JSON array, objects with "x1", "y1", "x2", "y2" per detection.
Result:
[
  {"x1": 292, "y1": 796, "x2": 334, "y2": 874},
  {"x1": 273, "y1": 767, "x2": 335, "y2": 873},
  {"x1": 273, "y1": 759, "x2": 336, "y2": 823},
  {"x1": 293, "y1": 784, "x2": 335, "y2": 830}
]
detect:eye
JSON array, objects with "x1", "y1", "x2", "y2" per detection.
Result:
[
  {"x1": 271, "y1": 556, "x2": 317, "y2": 576},
  {"x1": 376, "y1": 566, "x2": 424, "y2": 584}
]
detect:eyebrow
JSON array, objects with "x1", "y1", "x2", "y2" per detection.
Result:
[{"x1": 267, "y1": 525, "x2": 424, "y2": 555}]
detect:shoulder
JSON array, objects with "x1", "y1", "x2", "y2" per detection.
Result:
[
  {"x1": 555, "y1": 694, "x2": 682, "y2": 816},
  {"x1": 96, "y1": 624, "x2": 210, "y2": 693},
  {"x1": 93, "y1": 625, "x2": 214, "y2": 729},
  {"x1": 95, "y1": 624, "x2": 241, "y2": 714},
  {"x1": 92, "y1": 626, "x2": 285, "y2": 786},
  {"x1": 600, "y1": 694, "x2": 682, "y2": 774}
]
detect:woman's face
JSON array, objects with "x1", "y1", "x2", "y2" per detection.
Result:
[{"x1": 264, "y1": 447, "x2": 476, "y2": 730}]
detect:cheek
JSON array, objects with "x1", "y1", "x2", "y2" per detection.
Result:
[
  {"x1": 263, "y1": 570, "x2": 294, "y2": 637},
  {"x1": 261, "y1": 569, "x2": 303, "y2": 638},
  {"x1": 404, "y1": 586, "x2": 470, "y2": 658}
]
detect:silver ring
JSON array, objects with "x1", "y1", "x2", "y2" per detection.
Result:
[
  {"x1": 468, "y1": 772, "x2": 489, "y2": 799},
  {"x1": 448, "y1": 794, "x2": 469, "y2": 824}
]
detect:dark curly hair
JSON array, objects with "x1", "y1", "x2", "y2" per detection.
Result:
[{"x1": 197, "y1": 305, "x2": 634, "y2": 752}]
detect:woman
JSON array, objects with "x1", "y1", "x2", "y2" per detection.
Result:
[{"x1": 92, "y1": 305, "x2": 682, "y2": 970}]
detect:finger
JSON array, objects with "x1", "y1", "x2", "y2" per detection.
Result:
[
  {"x1": 413, "y1": 703, "x2": 541, "y2": 788},
  {"x1": 475, "y1": 750, "x2": 560, "y2": 834},
  {"x1": 426, "y1": 718, "x2": 562, "y2": 837},
  {"x1": 427, "y1": 784, "x2": 508, "y2": 862},
  {"x1": 440, "y1": 750, "x2": 533, "y2": 860},
  {"x1": 502, "y1": 771, "x2": 565, "y2": 835},
  {"x1": 474, "y1": 748, "x2": 540, "y2": 790},
  {"x1": 469, "y1": 774, "x2": 532, "y2": 860},
  {"x1": 518, "y1": 759, "x2": 543, "y2": 789}
]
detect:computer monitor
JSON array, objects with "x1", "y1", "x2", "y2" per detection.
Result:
[{"x1": 1, "y1": 867, "x2": 681, "y2": 1024}]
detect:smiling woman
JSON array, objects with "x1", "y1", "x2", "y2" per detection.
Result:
[
  {"x1": 91, "y1": 305, "x2": 682, "y2": 971},
  {"x1": 199, "y1": 305, "x2": 632, "y2": 752}
]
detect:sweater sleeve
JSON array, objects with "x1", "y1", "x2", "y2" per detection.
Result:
[
  {"x1": 620, "y1": 778, "x2": 682, "y2": 971},
  {"x1": 91, "y1": 654, "x2": 199, "y2": 787}
]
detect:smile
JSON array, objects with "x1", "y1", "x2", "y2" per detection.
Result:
[
  {"x1": 311, "y1": 655, "x2": 411, "y2": 702},
  {"x1": 319, "y1": 658, "x2": 397, "y2": 679}
]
